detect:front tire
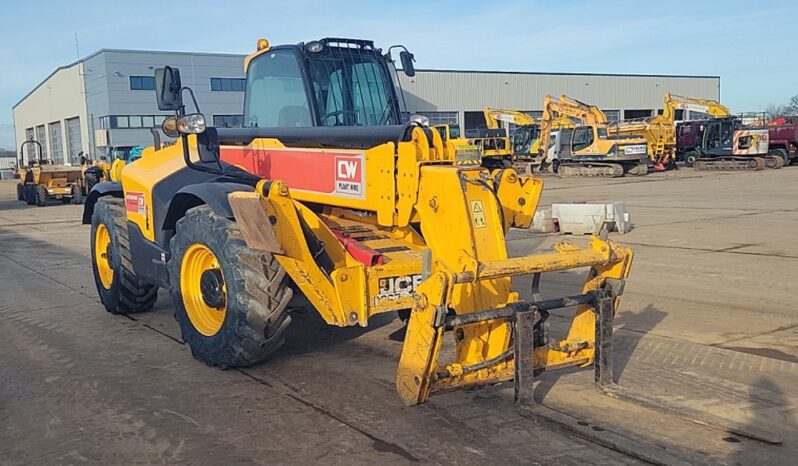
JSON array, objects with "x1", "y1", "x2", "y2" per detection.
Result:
[
  {"x1": 90, "y1": 198, "x2": 158, "y2": 314},
  {"x1": 168, "y1": 206, "x2": 293, "y2": 369},
  {"x1": 16, "y1": 183, "x2": 24, "y2": 201}
]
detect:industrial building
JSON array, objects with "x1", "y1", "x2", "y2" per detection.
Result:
[{"x1": 13, "y1": 49, "x2": 720, "y2": 163}]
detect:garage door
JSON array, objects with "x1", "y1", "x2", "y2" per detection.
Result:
[{"x1": 66, "y1": 117, "x2": 83, "y2": 164}]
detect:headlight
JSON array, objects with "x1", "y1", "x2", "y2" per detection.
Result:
[
  {"x1": 176, "y1": 113, "x2": 207, "y2": 134},
  {"x1": 408, "y1": 114, "x2": 431, "y2": 127}
]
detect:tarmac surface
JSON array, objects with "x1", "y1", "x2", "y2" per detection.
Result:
[{"x1": 0, "y1": 167, "x2": 796, "y2": 465}]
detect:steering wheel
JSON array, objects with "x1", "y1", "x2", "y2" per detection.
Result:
[{"x1": 322, "y1": 109, "x2": 358, "y2": 126}]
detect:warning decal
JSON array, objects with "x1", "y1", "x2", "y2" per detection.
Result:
[
  {"x1": 125, "y1": 192, "x2": 146, "y2": 216},
  {"x1": 470, "y1": 200, "x2": 487, "y2": 229}
]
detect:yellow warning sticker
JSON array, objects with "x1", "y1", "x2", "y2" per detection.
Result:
[{"x1": 470, "y1": 200, "x2": 487, "y2": 229}]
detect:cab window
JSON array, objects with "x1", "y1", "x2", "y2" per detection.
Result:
[
  {"x1": 572, "y1": 127, "x2": 594, "y2": 151},
  {"x1": 244, "y1": 50, "x2": 312, "y2": 128}
]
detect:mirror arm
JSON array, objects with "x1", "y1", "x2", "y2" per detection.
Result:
[{"x1": 181, "y1": 87, "x2": 201, "y2": 114}]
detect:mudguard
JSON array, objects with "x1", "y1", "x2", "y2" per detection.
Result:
[
  {"x1": 161, "y1": 182, "x2": 255, "y2": 234},
  {"x1": 82, "y1": 182, "x2": 123, "y2": 224}
]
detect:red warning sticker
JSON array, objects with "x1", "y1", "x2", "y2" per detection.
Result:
[{"x1": 125, "y1": 192, "x2": 146, "y2": 216}]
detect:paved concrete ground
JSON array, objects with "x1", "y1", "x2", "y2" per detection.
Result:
[{"x1": 0, "y1": 167, "x2": 796, "y2": 465}]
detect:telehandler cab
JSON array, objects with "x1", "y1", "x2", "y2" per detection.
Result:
[{"x1": 83, "y1": 38, "x2": 778, "y2": 464}]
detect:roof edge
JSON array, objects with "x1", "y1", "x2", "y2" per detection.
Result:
[{"x1": 411, "y1": 68, "x2": 720, "y2": 80}]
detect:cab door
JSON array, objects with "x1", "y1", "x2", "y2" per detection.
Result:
[{"x1": 571, "y1": 126, "x2": 594, "y2": 154}]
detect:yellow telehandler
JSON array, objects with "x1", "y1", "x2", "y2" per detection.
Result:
[{"x1": 81, "y1": 37, "x2": 777, "y2": 464}]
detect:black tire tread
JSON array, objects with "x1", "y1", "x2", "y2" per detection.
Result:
[
  {"x1": 168, "y1": 205, "x2": 292, "y2": 369},
  {"x1": 92, "y1": 198, "x2": 158, "y2": 314},
  {"x1": 35, "y1": 185, "x2": 48, "y2": 207}
]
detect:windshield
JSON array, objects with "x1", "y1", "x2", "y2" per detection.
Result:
[
  {"x1": 243, "y1": 46, "x2": 401, "y2": 128},
  {"x1": 306, "y1": 46, "x2": 400, "y2": 126},
  {"x1": 511, "y1": 126, "x2": 540, "y2": 154}
]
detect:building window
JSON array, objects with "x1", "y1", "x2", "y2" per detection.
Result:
[
  {"x1": 688, "y1": 111, "x2": 709, "y2": 121},
  {"x1": 101, "y1": 115, "x2": 170, "y2": 129},
  {"x1": 213, "y1": 115, "x2": 243, "y2": 128},
  {"x1": 130, "y1": 76, "x2": 156, "y2": 90},
  {"x1": 603, "y1": 110, "x2": 620, "y2": 122},
  {"x1": 624, "y1": 109, "x2": 653, "y2": 120},
  {"x1": 403, "y1": 111, "x2": 458, "y2": 126},
  {"x1": 211, "y1": 77, "x2": 245, "y2": 92},
  {"x1": 35, "y1": 125, "x2": 47, "y2": 159},
  {"x1": 49, "y1": 122, "x2": 64, "y2": 164}
]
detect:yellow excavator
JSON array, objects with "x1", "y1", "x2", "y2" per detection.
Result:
[
  {"x1": 608, "y1": 93, "x2": 731, "y2": 170},
  {"x1": 532, "y1": 95, "x2": 650, "y2": 177},
  {"x1": 80, "y1": 37, "x2": 776, "y2": 464}
]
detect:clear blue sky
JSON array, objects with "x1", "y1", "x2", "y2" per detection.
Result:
[{"x1": 2, "y1": 0, "x2": 796, "y2": 149}]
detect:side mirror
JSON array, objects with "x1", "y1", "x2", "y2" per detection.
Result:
[
  {"x1": 155, "y1": 66, "x2": 183, "y2": 111},
  {"x1": 400, "y1": 51, "x2": 415, "y2": 77}
]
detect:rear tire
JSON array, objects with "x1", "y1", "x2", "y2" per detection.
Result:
[
  {"x1": 25, "y1": 185, "x2": 36, "y2": 205},
  {"x1": 16, "y1": 183, "x2": 24, "y2": 201},
  {"x1": 90, "y1": 198, "x2": 158, "y2": 314},
  {"x1": 168, "y1": 206, "x2": 293, "y2": 369},
  {"x1": 35, "y1": 185, "x2": 48, "y2": 207}
]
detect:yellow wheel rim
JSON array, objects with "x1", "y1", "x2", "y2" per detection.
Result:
[
  {"x1": 94, "y1": 224, "x2": 114, "y2": 289},
  {"x1": 180, "y1": 244, "x2": 227, "y2": 336}
]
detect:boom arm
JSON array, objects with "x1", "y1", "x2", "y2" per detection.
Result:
[
  {"x1": 660, "y1": 92, "x2": 731, "y2": 123},
  {"x1": 483, "y1": 107, "x2": 535, "y2": 129},
  {"x1": 537, "y1": 95, "x2": 606, "y2": 157}
]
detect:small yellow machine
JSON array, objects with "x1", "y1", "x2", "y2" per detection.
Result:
[
  {"x1": 482, "y1": 107, "x2": 575, "y2": 171},
  {"x1": 608, "y1": 93, "x2": 732, "y2": 170},
  {"x1": 81, "y1": 38, "x2": 774, "y2": 463},
  {"x1": 72, "y1": 156, "x2": 113, "y2": 204},
  {"x1": 16, "y1": 139, "x2": 82, "y2": 206}
]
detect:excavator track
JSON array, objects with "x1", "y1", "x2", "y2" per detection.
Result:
[
  {"x1": 557, "y1": 162, "x2": 624, "y2": 178},
  {"x1": 694, "y1": 157, "x2": 766, "y2": 171}
]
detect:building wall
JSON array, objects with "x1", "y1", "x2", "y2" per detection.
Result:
[
  {"x1": 14, "y1": 49, "x2": 722, "y2": 160},
  {"x1": 83, "y1": 50, "x2": 246, "y2": 157},
  {"x1": 12, "y1": 63, "x2": 89, "y2": 165},
  {"x1": 397, "y1": 70, "x2": 721, "y2": 128}
]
